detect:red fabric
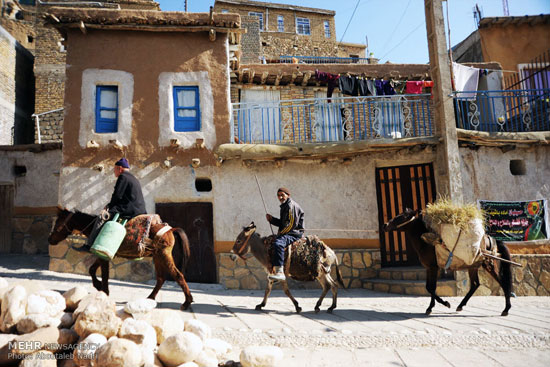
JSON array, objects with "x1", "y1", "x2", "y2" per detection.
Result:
[{"x1": 406, "y1": 81, "x2": 423, "y2": 94}]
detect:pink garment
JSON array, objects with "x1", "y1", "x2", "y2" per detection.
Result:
[{"x1": 406, "y1": 81, "x2": 423, "y2": 94}]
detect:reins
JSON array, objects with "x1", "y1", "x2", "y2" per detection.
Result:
[
  {"x1": 395, "y1": 215, "x2": 417, "y2": 229},
  {"x1": 236, "y1": 230, "x2": 255, "y2": 260}
]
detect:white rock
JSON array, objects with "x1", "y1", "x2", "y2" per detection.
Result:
[
  {"x1": 0, "y1": 285, "x2": 27, "y2": 332},
  {"x1": 119, "y1": 318, "x2": 157, "y2": 350},
  {"x1": 177, "y1": 362, "x2": 199, "y2": 367},
  {"x1": 96, "y1": 338, "x2": 142, "y2": 367},
  {"x1": 20, "y1": 351, "x2": 57, "y2": 367},
  {"x1": 184, "y1": 319, "x2": 211, "y2": 341},
  {"x1": 124, "y1": 298, "x2": 157, "y2": 315},
  {"x1": 194, "y1": 348, "x2": 218, "y2": 367},
  {"x1": 73, "y1": 292, "x2": 122, "y2": 339},
  {"x1": 63, "y1": 286, "x2": 89, "y2": 311},
  {"x1": 16, "y1": 314, "x2": 61, "y2": 334},
  {"x1": 27, "y1": 290, "x2": 66, "y2": 317},
  {"x1": 0, "y1": 278, "x2": 8, "y2": 289},
  {"x1": 158, "y1": 332, "x2": 203, "y2": 367},
  {"x1": 74, "y1": 333, "x2": 107, "y2": 367},
  {"x1": 142, "y1": 309, "x2": 185, "y2": 344},
  {"x1": 203, "y1": 338, "x2": 232, "y2": 360},
  {"x1": 240, "y1": 346, "x2": 283, "y2": 367}
]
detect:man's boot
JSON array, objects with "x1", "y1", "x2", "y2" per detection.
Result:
[{"x1": 268, "y1": 266, "x2": 286, "y2": 281}]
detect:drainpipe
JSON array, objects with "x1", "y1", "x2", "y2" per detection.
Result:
[{"x1": 32, "y1": 108, "x2": 64, "y2": 144}]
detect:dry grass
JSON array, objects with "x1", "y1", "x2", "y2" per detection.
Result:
[{"x1": 425, "y1": 198, "x2": 485, "y2": 230}]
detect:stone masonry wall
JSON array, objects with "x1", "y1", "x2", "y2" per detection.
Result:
[
  {"x1": 0, "y1": 25, "x2": 17, "y2": 145},
  {"x1": 240, "y1": 15, "x2": 261, "y2": 64},
  {"x1": 49, "y1": 238, "x2": 156, "y2": 283},
  {"x1": 11, "y1": 214, "x2": 55, "y2": 254},
  {"x1": 455, "y1": 254, "x2": 550, "y2": 297},
  {"x1": 218, "y1": 249, "x2": 381, "y2": 290}
]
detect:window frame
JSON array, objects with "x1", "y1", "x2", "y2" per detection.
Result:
[
  {"x1": 324, "y1": 20, "x2": 331, "y2": 38},
  {"x1": 296, "y1": 17, "x2": 311, "y2": 35},
  {"x1": 95, "y1": 85, "x2": 118, "y2": 133},
  {"x1": 277, "y1": 15, "x2": 284, "y2": 32},
  {"x1": 173, "y1": 86, "x2": 201, "y2": 132},
  {"x1": 248, "y1": 11, "x2": 264, "y2": 31}
]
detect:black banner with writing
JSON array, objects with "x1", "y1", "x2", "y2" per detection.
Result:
[{"x1": 479, "y1": 200, "x2": 548, "y2": 241}]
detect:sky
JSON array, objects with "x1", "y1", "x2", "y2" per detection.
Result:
[{"x1": 156, "y1": 0, "x2": 550, "y2": 64}]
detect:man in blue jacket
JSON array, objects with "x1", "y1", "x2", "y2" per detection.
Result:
[
  {"x1": 74, "y1": 158, "x2": 146, "y2": 252},
  {"x1": 266, "y1": 187, "x2": 304, "y2": 281}
]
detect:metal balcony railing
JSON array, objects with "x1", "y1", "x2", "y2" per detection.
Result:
[
  {"x1": 453, "y1": 89, "x2": 550, "y2": 132},
  {"x1": 278, "y1": 55, "x2": 372, "y2": 64},
  {"x1": 231, "y1": 95, "x2": 434, "y2": 144}
]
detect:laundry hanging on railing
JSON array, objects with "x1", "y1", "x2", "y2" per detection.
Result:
[
  {"x1": 406, "y1": 81, "x2": 424, "y2": 94},
  {"x1": 452, "y1": 62, "x2": 479, "y2": 99},
  {"x1": 315, "y1": 70, "x2": 340, "y2": 100},
  {"x1": 375, "y1": 80, "x2": 396, "y2": 96}
]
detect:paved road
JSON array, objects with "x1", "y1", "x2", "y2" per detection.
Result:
[{"x1": 1, "y1": 254, "x2": 549, "y2": 366}]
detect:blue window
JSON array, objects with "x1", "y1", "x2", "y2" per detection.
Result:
[
  {"x1": 324, "y1": 21, "x2": 331, "y2": 38},
  {"x1": 95, "y1": 85, "x2": 118, "y2": 133},
  {"x1": 277, "y1": 15, "x2": 284, "y2": 32},
  {"x1": 173, "y1": 86, "x2": 200, "y2": 132},
  {"x1": 249, "y1": 12, "x2": 264, "y2": 31},
  {"x1": 296, "y1": 17, "x2": 310, "y2": 35}
]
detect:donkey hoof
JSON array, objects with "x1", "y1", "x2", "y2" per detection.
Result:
[
  {"x1": 425, "y1": 309, "x2": 432, "y2": 315},
  {"x1": 456, "y1": 306, "x2": 463, "y2": 312},
  {"x1": 444, "y1": 301, "x2": 451, "y2": 309},
  {"x1": 327, "y1": 308, "x2": 334, "y2": 314},
  {"x1": 296, "y1": 307, "x2": 302, "y2": 314},
  {"x1": 501, "y1": 310, "x2": 509, "y2": 317},
  {"x1": 255, "y1": 305, "x2": 263, "y2": 311},
  {"x1": 314, "y1": 307, "x2": 320, "y2": 314},
  {"x1": 180, "y1": 302, "x2": 192, "y2": 311}
]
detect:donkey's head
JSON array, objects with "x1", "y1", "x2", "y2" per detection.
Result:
[
  {"x1": 230, "y1": 222, "x2": 257, "y2": 260},
  {"x1": 383, "y1": 208, "x2": 420, "y2": 232},
  {"x1": 48, "y1": 206, "x2": 75, "y2": 245}
]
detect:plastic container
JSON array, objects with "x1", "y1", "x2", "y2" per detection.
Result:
[{"x1": 91, "y1": 213, "x2": 127, "y2": 261}]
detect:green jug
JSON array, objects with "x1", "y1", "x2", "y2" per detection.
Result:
[{"x1": 91, "y1": 213, "x2": 128, "y2": 261}]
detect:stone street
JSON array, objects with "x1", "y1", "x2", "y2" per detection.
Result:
[{"x1": 1, "y1": 254, "x2": 549, "y2": 366}]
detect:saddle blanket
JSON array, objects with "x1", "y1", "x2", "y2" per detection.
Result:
[{"x1": 116, "y1": 214, "x2": 162, "y2": 258}]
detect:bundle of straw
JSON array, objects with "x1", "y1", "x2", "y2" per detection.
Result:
[{"x1": 424, "y1": 198, "x2": 485, "y2": 230}]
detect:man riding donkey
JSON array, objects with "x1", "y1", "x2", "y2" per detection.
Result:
[
  {"x1": 74, "y1": 157, "x2": 146, "y2": 252},
  {"x1": 265, "y1": 187, "x2": 305, "y2": 281}
]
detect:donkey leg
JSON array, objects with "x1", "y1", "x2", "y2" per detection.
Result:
[
  {"x1": 100, "y1": 259, "x2": 110, "y2": 295},
  {"x1": 146, "y1": 260, "x2": 165, "y2": 300},
  {"x1": 314, "y1": 276, "x2": 330, "y2": 313},
  {"x1": 457, "y1": 268, "x2": 480, "y2": 312},
  {"x1": 256, "y1": 279, "x2": 274, "y2": 311},
  {"x1": 156, "y1": 249, "x2": 193, "y2": 310},
  {"x1": 89, "y1": 259, "x2": 102, "y2": 291},
  {"x1": 425, "y1": 267, "x2": 450, "y2": 315},
  {"x1": 281, "y1": 281, "x2": 302, "y2": 313},
  {"x1": 327, "y1": 274, "x2": 339, "y2": 313}
]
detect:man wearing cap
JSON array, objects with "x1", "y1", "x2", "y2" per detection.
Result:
[
  {"x1": 74, "y1": 158, "x2": 146, "y2": 252},
  {"x1": 265, "y1": 187, "x2": 305, "y2": 281}
]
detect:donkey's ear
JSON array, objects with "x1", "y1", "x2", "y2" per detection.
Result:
[{"x1": 56, "y1": 205, "x2": 64, "y2": 213}]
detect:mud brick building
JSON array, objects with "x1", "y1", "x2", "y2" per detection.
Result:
[{"x1": 214, "y1": 0, "x2": 366, "y2": 63}]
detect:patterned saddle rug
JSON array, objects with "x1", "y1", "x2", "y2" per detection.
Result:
[
  {"x1": 264, "y1": 235, "x2": 325, "y2": 281},
  {"x1": 116, "y1": 214, "x2": 163, "y2": 258}
]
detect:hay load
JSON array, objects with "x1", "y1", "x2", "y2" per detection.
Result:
[{"x1": 424, "y1": 199, "x2": 486, "y2": 269}]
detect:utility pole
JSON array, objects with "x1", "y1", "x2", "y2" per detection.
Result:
[{"x1": 424, "y1": 0, "x2": 464, "y2": 203}]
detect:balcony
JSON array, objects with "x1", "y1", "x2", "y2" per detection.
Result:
[
  {"x1": 277, "y1": 55, "x2": 374, "y2": 64},
  {"x1": 231, "y1": 95, "x2": 434, "y2": 144},
  {"x1": 454, "y1": 89, "x2": 550, "y2": 132}
]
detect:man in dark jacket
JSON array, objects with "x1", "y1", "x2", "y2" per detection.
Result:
[
  {"x1": 265, "y1": 187, "x2": 304, "y2": 281},
  {"x1": 74, "y1": 158, "x2": 146, "y2": 252}
]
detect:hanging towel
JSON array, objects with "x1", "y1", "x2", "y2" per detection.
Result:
[
  {"x1": 406, "y1": 81, "x2": 423, "y2": 94},
  {"x1": 452, "y1": 62, "x2": 479, "y2": 99},
  {"x1": 315, "y1": 70, "x2": 340, "y2": 100},
  {"x1": 338, "y1": 75, "x2": 359, "y2": 96},
  {"x1": 359, "y1": 79, "x2": 376, "y2": 96}
]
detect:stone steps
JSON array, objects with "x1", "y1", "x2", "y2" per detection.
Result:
[
  {"x1": 363, "y1": 278, "x2": 457, "y2": 296},
  {"x1": 378, "y1": 266, "x2": 426, "y2": 281}
]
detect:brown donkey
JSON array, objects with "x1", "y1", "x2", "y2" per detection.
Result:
[
  {"x1": 48, "y1": 207, "x2": 193, "y2": 310},
  {"x1": 231, "y1": 222, "x2": 344, "y2": 313},
  {"x1": 383, "y1": 208, "x2": 513, "y2": 316}
]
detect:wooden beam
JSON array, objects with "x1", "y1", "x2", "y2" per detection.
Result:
[
  {"x1": 260, "y1": 71, "x2": 269, "y2": 84},
  {"x1": 301, "y1": 71, "x2": 311, "y2": 86},
  {"x1": 79, "y1": 20, "x2": 86, "y2": 34},
  {"x1": 52, "y1": 23, "x2": 244, "y2": 33},
  {"x1": 274, "y1": 72, "x2": 283, "y2": 86}
]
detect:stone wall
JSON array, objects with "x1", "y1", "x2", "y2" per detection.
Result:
[
  {"x1": 35, "y1": 109, "x2": 63, "y2": 143},
  {"x1": 0, "y1": 25, "x2": 17, "y2": 145},
  {"x1": 218, "y1": 249, "x2": 380, "y2": 290},
  {"x1": 455, "y1": 254, "x2": 550, "y2": 297},
  {"x1": 12, "y1": 214, "x2": 55, "y2": 254},
  {"x1": 240, "y1": 15, "x2": 261, "y2": 64},
  {"x1": 49, "y1": 239, "x2": 156, "y2": 283}
]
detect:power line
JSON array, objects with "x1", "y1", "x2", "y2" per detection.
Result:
[
  {"x1": 381, "y1": 0, "x2": 412, "y2": 55},
  {"x1": 339, "y1": 0, "x2": 361, "y2": 43},
  {"x1": 379, "y1": 22, "x2": 425, "y2": 62}
]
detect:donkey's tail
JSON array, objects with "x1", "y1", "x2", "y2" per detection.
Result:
[
  {"x1": 497, "y1": 240, "x2": 513, "y2": 296},
  {"x1": 334, "y1": 261, "x2": 345, "y2": 289},
  {"x1": 172, "y1": 228, "x2": 191, "y2": 271}
]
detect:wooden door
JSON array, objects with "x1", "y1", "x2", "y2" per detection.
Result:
[
  {"x1": 0, "y1": 184, "x2": 14, "y2": 253},
  {"x1": 376, "y1": 163, "x2": 436, "y2": 267},
  {"x1": 156, "y1": 202, "x2": 216, "y2": 283}
]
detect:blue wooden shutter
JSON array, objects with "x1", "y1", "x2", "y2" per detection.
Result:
[
  {"x1": 95, "y1": 86, "x2": 118, "y2": 133},
  {"x1": 173, "y1": 86, "x2": 200, "y2": 132}
]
